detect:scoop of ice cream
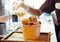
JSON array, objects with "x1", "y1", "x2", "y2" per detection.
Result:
[
  {"x1": 22, "y1": 16, "x2": 41, "y2": 25},
  {"x1": 22, "y1": 18, "x2": 29, "y2": 25},
  {"x1": 29, "y1": 16, "x2": 37, "y2": 22}
]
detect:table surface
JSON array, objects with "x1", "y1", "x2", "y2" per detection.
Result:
[{"x1": 1, "y1": 32, "x2": 50, "y2": 42}]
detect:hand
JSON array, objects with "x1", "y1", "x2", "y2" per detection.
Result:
[
  {"x1": 13, "y1": 2, "x2": 30, "y2": 11},
  {"x1": 20, "y1": 2, "x2": 30, "y2": 10}
]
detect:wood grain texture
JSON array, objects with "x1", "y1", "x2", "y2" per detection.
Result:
[{"x1": 1, "y1": 32, "x2": 50, "y2": 42}]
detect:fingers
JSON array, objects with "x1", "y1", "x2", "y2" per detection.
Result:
[
  {"x1": 12, "y1": 1, "x2": 23, "y2": 11},
  {"x1": 12, "y1": 2, "x2": 18, "y2": 11},
  {"x1": 12, "y1": 1, "x2": 30, "y2": 12}
]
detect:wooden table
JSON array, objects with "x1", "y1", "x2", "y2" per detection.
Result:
[{"x1": 1, "y1": 29, "x2": 50, "y2": 42}]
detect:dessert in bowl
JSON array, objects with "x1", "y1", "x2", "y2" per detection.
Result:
[{"x1": 22, "y1": 16, "x2": 41, "y2": 39}]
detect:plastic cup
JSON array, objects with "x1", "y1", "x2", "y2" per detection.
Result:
[{"x1": 22, "y1": 24, "x2": 41, "y2": 39}]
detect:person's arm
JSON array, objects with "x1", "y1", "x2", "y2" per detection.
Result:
[
  {"x1": 40, "y1": 0, "x2": 55, "y2": 13},
  {"x1": 13, "y1": 0, "x2": 55, "y2": 16},
  {"x1": 20, "y1": 0, "x2": 55, "y2": 16},
  {"x1": 28, "y1": 7, "x2": 43, "y2": 16},
  {"x1": 22, "y1": 2, "x2": 43, "y2": 16},
  {"x1": 13, "y1": 2, "x2": 43, "y2": 16}
]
